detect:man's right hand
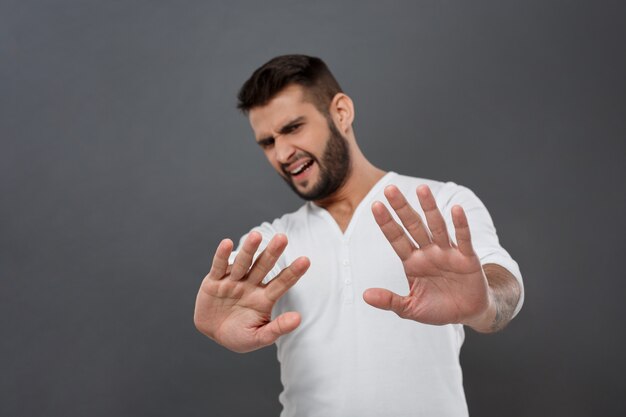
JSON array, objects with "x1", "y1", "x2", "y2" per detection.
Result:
[{"x1": 194, "y1": 232, "x2": 310, "y2": 353}]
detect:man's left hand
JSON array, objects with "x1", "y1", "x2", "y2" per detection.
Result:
[{"x1": 364, "y1": 184, "x2": 496, "y2": 331}]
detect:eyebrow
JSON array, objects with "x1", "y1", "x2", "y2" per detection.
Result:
[{"x1": 256, "y1": 116, "x2": 306, "y2": 146}]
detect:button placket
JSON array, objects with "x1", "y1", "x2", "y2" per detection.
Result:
[{"x1": 341, "y1": 242, "x2": 353, "y2": 304}]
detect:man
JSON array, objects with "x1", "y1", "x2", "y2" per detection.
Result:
[{"x1": 194, "y1": 55, "x2": 523, "y2": 416}]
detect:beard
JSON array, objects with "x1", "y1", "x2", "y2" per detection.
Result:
[{"x1": 280, "y1": 120, "x2": 351, "y2": 201}]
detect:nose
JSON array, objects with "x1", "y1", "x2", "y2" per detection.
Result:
[{"x1": 274, "y1": 136, "x2": 296, "y2": 164}]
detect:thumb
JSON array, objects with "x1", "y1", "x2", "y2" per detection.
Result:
[
  {"x1": 257, "y1": 311, "x2": 301, "y2": 346},
  {"x1": 363, "y1": 288, "x2": 406, "y2": 316}
]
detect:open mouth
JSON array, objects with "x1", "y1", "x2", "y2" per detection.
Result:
[{"x1": 289, "y1": 159, "x2": 315, "y2": 177}]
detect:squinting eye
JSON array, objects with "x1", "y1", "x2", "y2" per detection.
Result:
[
  {"x1": 258, "y1": 138, "x2": 274, "y2": 149},
  {"x1": 286, "y1": 124, "x2": 302, "y2": 134}
]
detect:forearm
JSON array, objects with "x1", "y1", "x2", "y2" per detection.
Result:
[{"x1": 468, "y1": 263, "x2": 521, "y2": 333}]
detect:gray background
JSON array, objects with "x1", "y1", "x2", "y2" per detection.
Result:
[{"x1": 2, "y1": 1, "x2": 625, "y2": 416}]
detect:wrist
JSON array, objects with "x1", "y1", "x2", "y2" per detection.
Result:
[{"x1": 462, "y1": 291, "x2": 497, "y2": 333}]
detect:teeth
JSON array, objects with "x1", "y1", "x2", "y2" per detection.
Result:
[
  {"x1": 290, "y1": 160, "x2": 312, "y2": 175},
  {"x1": 291, "y1": 164, "x2": 306, "y2": 175}
]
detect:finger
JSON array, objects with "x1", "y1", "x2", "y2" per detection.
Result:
[
  {"x1": 383, "y1": 185, "x2": 431, "y2": 247},
  {"x1": 362, "y1": 288, "x2": 407, "y2": 317},
  {"x1": 229, "y1": 232, "x2": 262, "y2": 280},
  {"x1": 247, "y1": 234, "x2": 289, "y2": 284},
  {"x1": 416, "y1": 185, "x2": 451, "y2": 247},
  {"x1": 207, "y1": 239, "x2": 234, "y2": 280},
  {"x1": 452, "y1": 205, "x2": 475, "y2": 256},
  {"x1": 264, "y1": 257, "x2": 311, "y2": 303},
  {"x1": 371, "y1": 201, "x2": 415, "y2": 261},
  {"x1": 256, "y1": 311, "x2": 301, "y2": 347}
]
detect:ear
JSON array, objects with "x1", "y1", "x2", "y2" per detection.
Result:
[{"x1": 329, "y1": 93, "x2": 355, "y2": 134}]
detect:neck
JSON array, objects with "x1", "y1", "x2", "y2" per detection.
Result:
[{"x1": 314, "y1": 153, "x2": 386, "y2": 231}]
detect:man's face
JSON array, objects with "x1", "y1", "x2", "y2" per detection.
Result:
[{"x1": 248, "y1": 85, "x2": 351, "y2": 201}]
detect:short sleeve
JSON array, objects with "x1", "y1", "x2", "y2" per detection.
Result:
[{"x1": 437, "y1": 182, "x2": 525, "y2": 318}]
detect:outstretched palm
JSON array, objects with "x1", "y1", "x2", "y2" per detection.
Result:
[
  {"x1": 364, "y1": 185, "x2": 493, "y2": 327},
  {"x1": 194, "y1": 233, "x2": 310, "y2": 353}
]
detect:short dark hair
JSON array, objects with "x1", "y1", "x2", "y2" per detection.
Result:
[{"x1": 237, "y1": 55, "x2": 343, "y2": 115}]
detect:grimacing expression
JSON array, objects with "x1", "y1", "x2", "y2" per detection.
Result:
[
  {"x1": 249, "y1": 85, "x2": 352, "y2": 202},
  {"x1": 279, "y1": 118, "x2": 351, "y2": 201}
]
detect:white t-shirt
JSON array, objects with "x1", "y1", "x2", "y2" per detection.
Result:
[{"x1": 230, "y1": 172, "x2": 524, "y2": 417}]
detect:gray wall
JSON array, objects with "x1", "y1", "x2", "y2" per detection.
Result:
[{"x1": 2, "y1": 1, "x2": 625, "y2": 416}]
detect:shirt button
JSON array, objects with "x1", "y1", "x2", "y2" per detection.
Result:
[
  {"x1": 342, "y1": 259, "x2": 350, "y2": 266},
  {"x1": 345, "y1": 279, "x2": 352, "y2": 285}
]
